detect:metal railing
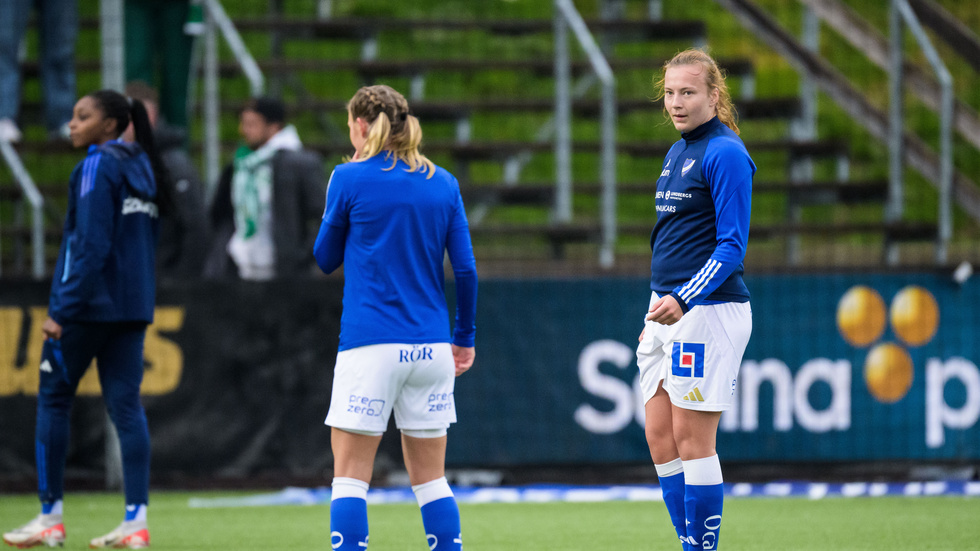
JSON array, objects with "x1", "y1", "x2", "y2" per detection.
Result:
[
  {"x1": 554, "y1": 0, "x2": 617, "y2": 268},
  {"x1": 717, "y1": 0, "x2": 965, "y2": 266},
  {"x1": 0, "y1": 141, "x2": 45, "y2": 279},
  {"x1": 889, "y1": 0, "x2": 953, "y2": 264},
  {"x1": 200, "y1": 0, "x2": 265, "y2": 192}
]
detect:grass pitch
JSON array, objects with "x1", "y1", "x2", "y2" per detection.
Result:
[{"x1": 1, "y1": 491, "x2": 978, "y2": 549}]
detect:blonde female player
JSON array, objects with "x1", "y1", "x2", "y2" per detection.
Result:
[
  {"x1": 637, "y1": 49, "x2": 754, "y2": 551},
  {"x1": 313, "y1": 85, "x2": 477, "y2": 551}
]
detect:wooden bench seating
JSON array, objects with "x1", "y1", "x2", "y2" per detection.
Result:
[
  {"x1": 20, "y1": 57, "x2": 755, "y2": 82},
  {"x1": 279, "y1": 96, "x2": 797, "y2": 121},
  {"x1": 229, "y1": 17, "x2": 706, "y2": 41},
  {"x1": 461, "y1": 180, "x2": 888, "y2": 206},
  {"x1": 468, "y1": 220, "x2": 938, "y2": 253},
  {"x1": 7, "y1": 138, "x2": 847, "y2": 164}
]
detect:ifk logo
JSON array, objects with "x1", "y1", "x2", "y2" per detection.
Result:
[{"x1": 671, "y1": 342, "x2": 705, "y2": 378}]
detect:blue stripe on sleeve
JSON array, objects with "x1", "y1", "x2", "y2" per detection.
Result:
[
  {"x1": 80, "y1": 153, "x2": 102, "y2": 197},
  {"x1": 669, "y1": 136, "x2": 753, "y2": 307}
]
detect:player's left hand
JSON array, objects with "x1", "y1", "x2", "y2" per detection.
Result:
[
  {"x1": 452, "y1": 345, "x2": 475, "y2": 376},
  {"x1": 42, "y1": 317, "x2": 63, "y2": 340},
  {"x1": 645, "y1": 294, "x2": 684, "y2": 326}
]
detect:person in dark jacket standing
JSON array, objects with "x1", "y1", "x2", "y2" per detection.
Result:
[
  {"x1": 2, "y1": 89, "x2": 168, "y2": 550},
  {"x1": 125, "y1": 80, "x2": 207, "y2": 279},
  {"x1": 204, "y1": 97, "x2": 326, "y2": 280}
]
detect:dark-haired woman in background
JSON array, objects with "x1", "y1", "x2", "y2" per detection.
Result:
[{"x1": 3, "y1": 89, "x2": 168, "y2": 550}]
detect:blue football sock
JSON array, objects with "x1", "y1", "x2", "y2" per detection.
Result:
[
  {"x1": 683, "y1": 455, "x2": 724, "y2": 550},
  {"x1": 41, "y1": 500, "x2": 63, "y2": 516},
  {"x1": 413, "y1": 477, "x2": 461, "y2": 551},
  {"x1": 330, "y1": 477, "x2": 370, "y2": 550},
  {"x1": 655, "y1": 458, "x2": 688, "y2": 548},
  {"x1": 125, "y1": 503, "x2": 147, "y2": 522}
]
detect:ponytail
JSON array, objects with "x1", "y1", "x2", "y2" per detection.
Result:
[
  {"x1": 87, "y1": 89, "x2": 174, "y2": 214},
  {"x1": 347, "y1": 85, "x2": 436, "y2": 179},
  {"x1": 360, "y1": 110, "x2": 392, "y2": 161},
  {"x1": 128, "y1": 98, "x2": 173, "y2": 214}
]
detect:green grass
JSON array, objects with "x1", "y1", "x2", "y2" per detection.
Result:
[{"x1": 2, "y1": 491, "x2": 979, "y2": 550}]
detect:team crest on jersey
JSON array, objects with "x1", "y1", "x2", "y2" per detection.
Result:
[
  {"x1": 671, "y1": 342, "x2": 705, "y2": 378},
  {"x1": 681, "y1": 158, "x2": 696, "y2": 176}
]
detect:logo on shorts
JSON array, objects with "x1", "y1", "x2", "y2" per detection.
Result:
[
  {"x1": 671, "y1": 342, "x2": 705, "y2": 378},
  {"x1": 348, "y1": 395, "x2": 385, "y2": 417},
  {"x1": 682, "y1": 387, "x2": 705, "y2": 402},
  {"x1": 400, "y1": 345, "x2": 434, "y2": 363},
  {"x1": 428, "y1": 392, "x2": 454, "y2": 413}
]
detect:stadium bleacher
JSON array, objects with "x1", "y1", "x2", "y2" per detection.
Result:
[{"x1": 2, "y1": 0, "x2": 976, "y2": 276}]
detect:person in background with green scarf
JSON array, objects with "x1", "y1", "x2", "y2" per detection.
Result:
[{"x1": 204, "y1": 97, "x2": 327, "y2": 280}]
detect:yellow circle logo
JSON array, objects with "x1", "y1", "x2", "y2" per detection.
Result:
[
  {"x1": 889, "y1": 285, "x2": 939, "y2": 347},
  {"x1": 836, "y1": 285, "x2": 886, "y2": 347},
  {"x1": 863, "y1": 342, "x2": 914, "y2": 403}
]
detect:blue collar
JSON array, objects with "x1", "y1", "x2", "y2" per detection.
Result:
[
  {"x1": 87, "y1": 139, "x2": 122, "y2": 155},
  {"x1": 681, "y1": 116, "x2": 723, "y2": 143}
]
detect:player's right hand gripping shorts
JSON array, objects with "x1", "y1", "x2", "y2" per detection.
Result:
[
  {"x1": 636, "y1": 292, "x2": 752, "y2": 412},
  {"x1": 326, "y1": 342, "x2": 456, "y2": 434}
]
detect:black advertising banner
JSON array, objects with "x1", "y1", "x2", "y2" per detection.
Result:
[{"x1": 0, "y1": 279, "x2": 351, "y2": 485}]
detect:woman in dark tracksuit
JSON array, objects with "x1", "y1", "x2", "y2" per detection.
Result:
[
  {"x1": 2, "y1": 90, "x2": 168, "y2": 550},
  {"x1": 637, "y1": 49, "x2": 754, "y2": 551}
]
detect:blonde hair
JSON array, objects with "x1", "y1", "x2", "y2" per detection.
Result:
[
  {"x1": 347, "y1": 85, "x2": 435, "y2": 178},
  {"x1": 654, "y1": 48, "x2": 739, "y2": 135}
]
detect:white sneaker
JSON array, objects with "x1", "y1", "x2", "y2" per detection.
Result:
[
  {"x1": 88, "y1": 520, "x2": 149, "y2": 549},
  {"x1": 2, "y1": 513, "x2": 66, "y2": 548},
  {"x1": 0, "y1": 118, "x2": 22, "y2": 143}
]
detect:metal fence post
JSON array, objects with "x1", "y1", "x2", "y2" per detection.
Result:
[
  {"x1": 0, "y1": 141, "x2": 45, "y2": 279},
  {"x1": 892, "y1": 0, "x2": 953, "y2": 265},
  {"x1": 556, "y1": 0, "x2": 617, "y2": 267},
  {"x1": 203, "y1": 3, "x2": 220, "y2": 196},
  {"x1": 554, "y1": 2, "x2": 573, "y2": 224},
  {"x1": 887, "y1": 0, "x2": 904, "y2": 266},
  {"x1": 100, "y1": 0, "x2": 126, "y2": 492},
  {"x1": 788, "y1": 6, "x2": 819, "y2": 266},
  {"x1": 100, "y1": 0, "x2": 125, "y2": 92}
]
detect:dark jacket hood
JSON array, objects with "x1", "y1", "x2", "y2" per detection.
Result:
[{"x1": 100, "y1": 140, "x2": 157, "y2": 199}]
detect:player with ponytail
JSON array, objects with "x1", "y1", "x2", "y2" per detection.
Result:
[
  {"x1": 638, "y1": 49, "x2": 755, "y2": 551},
  {"x1": 344, "y1": 84, "x2": 435, "y2": 176},
  {"x1": 314, "y1": 85, "x2": 477, "y2": 551},
  {"x1": 3, "y1": 89, "x2": 161, "y2": 549}
]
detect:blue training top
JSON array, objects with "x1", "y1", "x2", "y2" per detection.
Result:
[
  {"x1": 314, "y1": 154, "x2": 478, "y2": 351},
  {"x1": 650, "y1": 116, "x2": 754, "y2": 312},
  {"x1": 49, "y1": 140, "x2": 159, "y2": 325}
]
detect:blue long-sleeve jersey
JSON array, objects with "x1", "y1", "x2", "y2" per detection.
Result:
[
  {"x1": 314, "y1": 155, "x2": 477, "y2": 351},
  {"x1": 650, "y1": 116, "x2": 754, "y2": 311},
  {"x1": 48, "y1": 140, "x2": 159, "y2": 324}
]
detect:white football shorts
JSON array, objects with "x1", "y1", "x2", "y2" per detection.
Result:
[
  {"x1": 326, "y1": 342, "x2": 457, "y2": 434},
  {"x1": 636, "y1": 292, "x2": 752, "y2": 411}
]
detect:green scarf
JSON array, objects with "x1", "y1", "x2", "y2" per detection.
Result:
[{"x1": 231, "y1": 144, "x2": 274, "y2": 239}]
